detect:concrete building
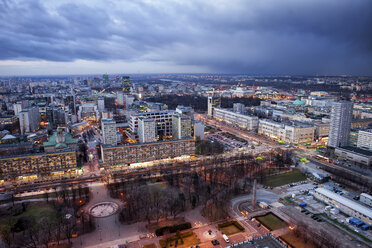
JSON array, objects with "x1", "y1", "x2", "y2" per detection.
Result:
[
  {"x1": 314, "y1": 122, "x2": 330, "y2": 139},
  {"x1": 97, "y1": 98, "x2": 105, "y2": 113},
  {"x1": 328, "y1": 101, "x2": 353, "y2": 148},
  {"x1": 128, "y1": 110, "x2": 174, "y2": 140},
  {"x1": 116, "y1": 91, "x2": 124, "y2": 105},
  {"x1": 357, "y1": 129, "x2": 372, "y2": 151},
  {"x1": 19, "y1": 106, "x2": 40, "y2": 134},
  {"x1": 0, "y1": 149, "x2": 77, "y2": 178},
  {"x1": 258, "y1": 119, "x2": 314, "y2": 144},
  {"x1": 101, "y1": 118, "x2": 117, "y2": 146},
  {"x1": 172, "y1": 114, "x2": 191, "y2": 140},
  {"x1": 193, "y1": 121, "x2": 205, "y2": 140},
  {"x1": 214, "y1": 108, "x2": 258, "y2": 130},
  {"x1": 360, "y1": 193, "x2": 372, "y2": 208},
  {"x1": 233, "y1": 103, "x2": 245, "y2": 113},
  {"x1": 335, "y1": 146, "x2": 372, "y2": 166},
  {"x1": 313, "y1": 188, "x2": 372, "y2": 225},
  {"x1": 101, "y1": 138, "x2": 195, "y2": 166},
  {"x1": 207, "y1": 95, "x2": 221, "y2": 117},
  {"x1": 46, "y1": 107, "x2": 68, "y2": 128},
  {"x1": 138, "y1": 118, "x2": 156, "y2": 143},
  {"x1": 77, "y1": 103, "x2": 99, "y2": 122},
  {"x1": 13, "y1": 102, "x2": 22, "y2": 116}
]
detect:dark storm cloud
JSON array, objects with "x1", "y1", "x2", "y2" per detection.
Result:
[{"x1": 0, "y1": 0, "x2": 371, "y2": 75}]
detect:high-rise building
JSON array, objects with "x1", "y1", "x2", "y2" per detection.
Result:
[
  {"x1": 172, "y1": 114, "x2": 191, "y2": 140},
  {"x1": 97, "y1": 98, "x2": 105, "y2": 113},
  {"x1": 116, "y1": 91, "x2": 124, "y2": 105},
  {"x1": 19, "y1": 106, "x2": 40, "y2": 134},
  {"x1": 193, "y1": 121, "x2": 205, "y2": 140},
  {"x1": 65, "y1": 95, "x2": 76, "y2": 115},
  {"x1": 357, "y1": 129, "x2": 372, "y2": 151},
  {"x1": 138, "y1": 117, "x2": 156, "y2": 143},
  {"x1": 233, "y1": 103, "x2": 245, "y2": 113},
  {"x1": 103, "y1": 73, "x2": 109, "y2": 84},
  {"x1": 77, "y1": 103, "x2": 99, "y2": 122},
  {"x1": 328, "y1": 101, "x2": 353, "y2": 148},
  {"x1": 13, "y1": 102, "x2": 22, "y2": 116},
  {"x1": 101, "y1": 118, "x2": 117, "y2": 146},
  {"x1": 122, "y1": 76, "x2": 131, "y2": 93},
  {"x1": 207, "y1": 95, "x2": 221, "y2": 117},
  {"x1": 46, "y1": 107, "x2": 68, "y2": 128}
]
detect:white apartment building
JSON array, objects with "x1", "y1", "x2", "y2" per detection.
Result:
[
  {"x1": 172, "y1": 114, "x2": 191, "y2": 140},
  {"x1": 19, "y1": 107, "x2": 40, "y2": 134},
  {"x1": 357, "y1": 129, "x2": 372, "y2": 151},
  {"x1": 233, "y1": 103, "x2": 245, "y2": 113},
  {"x1": 214, "y1": 108, "x2": 259, "y2": 130},
  {"x1": 138, "y1": 118, "x2": 156, "y2": 143},
  {"x1": 328, "y1": 101, "x2": 353, "y2": 148},
  {"x1": 101, "y1": 118, "x2": 117, "y2": 146},
  {"x1": 258, "y1": 119, "x2": 314, "y2": 144}
]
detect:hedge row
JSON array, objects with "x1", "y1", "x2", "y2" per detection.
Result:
[
  {"x1": 155, "y1": 222, "x2": 192, "y2": 236},
  {"x1": 218, "y1": 221, "x2": 244, "y2": 231}
]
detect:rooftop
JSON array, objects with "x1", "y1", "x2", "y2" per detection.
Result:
[
  {"x1": 228, "y1": 235, "x2": 285, "y2": 248},
  {"x1": 338, "y1": 146, "x2": 372, "y2": 157},
  {"x1": 315, "y1": 188, "x2": 372, "y2": 219}
]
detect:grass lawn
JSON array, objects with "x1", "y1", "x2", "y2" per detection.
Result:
[
  {"x1": 281, "y1": 233, "x2": 316, "y2": 248},
  {"x1": 0, "y1": 201, "x2": 56, "y2": 227},
  {"x1": 219, "y1": 224, "x2": 241, "y2": 235},
  {"x1": 160, "y1": 231, "x2": 199, "y2": 248},
  {"x1": 261, "y1": 169, "x2": 307, "y2": 187},
  {"x1": 143, "y1": 243, "x2": 157, "y2": 248},
  {"x1": 256, "y1": 213, "x2": 287, "y2": 231}
]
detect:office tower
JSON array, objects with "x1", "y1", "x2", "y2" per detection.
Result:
[
  {"x1": 103, "y1": 73, "x2": 109, "y2": 84},
  {"x1": 233, "y1": 103, "x2": 245, "y2": 113},
  {"x1": 172, "y1": 114, "x2": 191, "y2": 140},
  {"x1": 19, "y1": 106, "x2": 40, "y2": 134},
  {"x1": 13, "y1": 102, "x2": 22, "y2": 116},
  {"x1": 138, "y1": 118, "x2": 156, "y2": 143},
  {"x1": 207, "y1": 95, "x2": 221, "y2": 117},
  {"x1": 101, "y1": 118, "x2": 117, "y2": 146},
  {"x1": 357, "y1": 129, "x2": 372, "y2": 151},
  {"x1": 116, "y1": 91, "x2": 124, "y2": 105},
  {"x1": 122, "y1": 76, "x2": 131, "y2": 93},
  {"x1": 46, "y1": 107, "x2": 68, "y2": 129},
  {"x1": 124, "y1": 95, "x2": 135, "y2": 108},
  {"x1": 194, "y1": 121, "x2": 205, "y2": 140},
  {"x1": 97, "y1": 98, "x2": 105, "y2": 113},
  {"x1": 65, "y1": 95, "x2": 76, "y2": 115},
  {"x1": 328, "y1": 101, "x2": 353, "y2": 148}
]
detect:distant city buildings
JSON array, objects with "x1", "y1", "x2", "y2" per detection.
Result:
[
  {"x1": 19, "y1": 106, "x2": 40, "y2": 134},
  {"x1": 328, "y1": 101, "x2": 353, "y2": 148}
]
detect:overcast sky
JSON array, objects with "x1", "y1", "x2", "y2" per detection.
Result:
[{"x1": 0, "y1": 0, "x2": 371, "y2": 76}]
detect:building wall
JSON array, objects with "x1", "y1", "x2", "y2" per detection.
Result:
[
  {"x1": 357, "y1": 130, "x2": 372, "y2": 151},
  {"x1": 138, "y1": 118, "x2": 156, "y2": 143},
  {"x1": 0, "y1": 150, "x2": 77, "y2": 178},
  {"x1": 328, "y1": 101, "x2": 353, "y2": 148},
  {"x1": 360, "y1": 194, "x2": 372, "y2": 208},
  {"x1": 194, "y1": 122, "x2": 205, "y2": 140},
  {"x1": 129, "y1": 111, "x2": 174, "y2": 139},
  {"x1": 102, "y1": 139, "x2": 195, "y2": 166},
  {"x1": 335, "y1": 147, "x2": 372, "y2": 166},
  {"x1": 214, "y1": 108, "x2": 258, "y2": 130},
  {"x1": 102, "y1": 119, "x2": 117, "y2": 146},
  {"x1": 172, "y1": 115, "x2": 191, "y2": 140}
]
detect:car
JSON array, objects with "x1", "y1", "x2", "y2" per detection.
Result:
[
  {"x1": 211, "y1": 240, "x2": 217, "y2": 245},
  {"x1": 215, "y1": 240, "x2": 220, "y2": 245}
]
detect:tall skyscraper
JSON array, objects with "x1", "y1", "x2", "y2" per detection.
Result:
[
  {"x1": 101, "y1": 118, "x2": 117, "y2": 146},
  {"x1": 172, "y1": 114, "x2": 191, "y2": 140},
  {"x1": 97, "y1": 98, "x2": 105, "y2": 113},
  {"x1": 328, "y1": 101, "x2": 353, "y2": 148},
  {"x1": 103, "y1": 73, "x2": 109, "y2": 84},
  {"x1": 138, "y1": 117, "x2": 156, "y2": 143},
  {"x1": 122, "y1": 76, "x2": 131, "y2": 93},
  {"x1": 207, "y1": 95, "x2": 221, "y2": 117}
]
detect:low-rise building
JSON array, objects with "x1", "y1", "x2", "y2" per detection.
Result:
[
  {"x1": 313, "y1": 188, "x2": 372, "y2": 225},
  {"x1": 214, "y1": 107, "x2": 258, "y2": 130},
  {"x1": 335, "y1": 146, "x2": 372, "y2": 166},
  {"x1": 357, "y1": 129, "x2": 372, "y2": 151},
  {"x1": 258, "y1": 119, "x2": 314, "y2": 144},
  {"x1": 101, "y1": 138, "x2": 195, "y2": 166},
  {"x1": 43, "y1": 127, "x2": 78, "y2": 152},
  {"x1": 360, "y1": 193, "x2": 372, "y2": 208}
]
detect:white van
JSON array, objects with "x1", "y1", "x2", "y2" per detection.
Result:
[{"x1": 222, "y1": 234, "x2": 229, "y2": 243}]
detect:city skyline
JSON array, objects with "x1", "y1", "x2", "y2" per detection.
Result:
[{"x1": 1, "y1": 0, "x2": 372, "y2": 76}]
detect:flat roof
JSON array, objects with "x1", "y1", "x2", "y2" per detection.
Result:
[
  {"x1": 360, "y1": 193, "x2": 372, "y2": 201},
  {"x1": 315, "y1": 188, "x2": 372, "y2": 219},
  {"x1": 228, "y1": 235, "x2": 284, "y2": 248},
  {"x1": 338, "y1": 146, "x2": 372, "y2": 157}
]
